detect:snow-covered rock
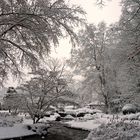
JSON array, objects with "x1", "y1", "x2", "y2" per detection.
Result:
[
  {"x1": 64, "y1": 115, "x2": 74, "y2": 120},
  {"x1": 84, "y1": 114, "x2": 93, "y2": 120}
]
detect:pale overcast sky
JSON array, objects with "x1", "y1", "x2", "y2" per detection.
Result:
[
  {"x1": 50, "y1": 0, "x2": 122, "y2": 59},
  {"x1": 71, "y1": 0, "x2": 122, "y2": 24}
]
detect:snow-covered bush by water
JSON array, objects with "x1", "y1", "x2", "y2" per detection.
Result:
[{"x1": 85, "y1": 121, "x2": 140, "y2": 140}]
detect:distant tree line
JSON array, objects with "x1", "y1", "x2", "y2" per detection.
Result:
[{"x1": 70, "y1": 0, "x2": 140, "y2": 113}]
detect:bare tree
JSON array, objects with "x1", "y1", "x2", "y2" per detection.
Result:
[
  {"x1": 70, "y1": 22, "x2": 121, "y2": 113},
  {"x1": 18, "y1": 59, "x2": 76, "y2": 123}
]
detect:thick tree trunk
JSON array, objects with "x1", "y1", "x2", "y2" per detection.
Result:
[
  {"x1": 32, "y1": 117, "x2": 40, "y2": 124},
  {"x1": 35, "y1": 117, "x2": 40, "y2": 123},
  {"x1": 33, "y1": 118, "x2": 36, "y2": 124}
]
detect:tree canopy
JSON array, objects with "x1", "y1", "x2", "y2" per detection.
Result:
[
  {"x1": 17, "y1": 59, "x2": 77, "y2": 123},
  {"x1": 69, "y1": 0, "x2": 140, "y2": 113},
  {"x1": 0, "y1": 0, "x2": 85, "y2": 84}
]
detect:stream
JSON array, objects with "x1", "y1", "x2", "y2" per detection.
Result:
[{"x1": 25, "y1": 122, "x2": 89, "y2": 140}]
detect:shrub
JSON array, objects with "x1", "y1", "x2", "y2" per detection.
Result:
[
  {"x1": 0, "y1": 114, "x2": 23, "y2": 127},
  {"x1": 122, "y1": 104, "x2": 138, "y2": 115},
  {"x1": 85, "y1": 121, "x2": 140, "y2": 140},
  {"x1": 25, "y1": 123, "x2": 50, "y2": 135}
]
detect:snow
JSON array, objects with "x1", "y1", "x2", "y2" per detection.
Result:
[
  {"x1": 39, "y1": 113, "x2": 60, "y2": 122},
  {"x1": 26, "y1": 123, "x2": 49, "y2": 136},
  {"x1": 83, "y1": 114, "x2": 93, "y2": 120},
  {"x1": 65, "y1": 112, "x2": 140, "y2": 140},
  {"x1": 66, "y1": 119, "x2": 101, "y2": 130},
  {"x1": 64, "y1": 107, "x2": 102, "y2": 116},
  {"x1": 23, "y1": 119, "x2": 33, "y2": 124},
  {"x1": 65, "y1": 113, "x2": 138, "y2": 130},
  {"x1": 3, "y1": 107, "x2": 140, "y2": 140},
  {"x1": 64, "y1": 115, "x2": 74, "y2": 119},
  {"x1": 0, "y1": 124, "x2": 35, "y2": 139},
  {"x1": 0, "y1": 110, "x2": 10, "y2": 114},
  {"x1": 65, "y1": 106, "x2": 75, "y2": 110},
  {"x1": 0, "y1": 123, "x2": 50, "y2": 139},
  {"x1": 75, "y1": 107, "x2": 94, "y2": 114},
  {"x1": 88, "y1": 101, "x2": 105, "y2": 106},
  {"x1": 0, "y1": 113, "x2": 23, "y2": 127},
  {"x1": 122, "y1": 104, "x2": 137, "y2": 111},
  {"x1": 85, "y1": 121, "x2": 140, "y2": 140},
  {"x1": 65, "y1": 113, "x2": 110, "y2": 130},
  {"x1": 0, "y1": 111, "x2": 51, "y2": 139}
]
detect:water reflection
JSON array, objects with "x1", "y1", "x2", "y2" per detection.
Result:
[{"x1": 25, "y1": 124, "x2": 89, "y2": 140}]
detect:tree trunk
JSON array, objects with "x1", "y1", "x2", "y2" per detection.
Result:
[
  {"x1": 35, "y1": 117, "x2": 40, "y2": 123},
  {"x1": 104, "y1": 95, "x2": 109, "y2": 114},
  {"x1": 33, "y1": 118, "x2": 36, "y2": 124},
  {"x1": 32, "y1": 117, "x2": 40, "y2": 124}
]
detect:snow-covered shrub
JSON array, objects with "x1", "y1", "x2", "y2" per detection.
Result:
[
  {"x1": 122, "y1": 114, "x2": 139, "y2": 121},
  {"x1": 85, "y1": 121, "x2": 140, "y2": 140},
  {"x1": 0, "y1": 113, "x2": 23, "y2": 127},
  {"x1": 92, "y1": 109, "x2": 102, "y2": 114},
  {"x1": 76, "y1": 107, "x2": 99, "y2": 115},
  {"x1": 0, "y1": 111, "x2": 10, "y2": 117},
  {"x1": 55, "y1": 116, "x2": 61, "y2": 121},
  {"x1": 25, "y1": 123, "x2": 50, "y2": 135},
  {"x1": 122, "y1": 104, "x2": 138, "y2": 115},
  {"x1": 138, "y1": 115, "x2": 140, "y2": 120},
  {"x1": 0, "y1": 119, "x2": 14, "y2": 127},
  {"x1": 77, "y1": 112, "x2": 86, "y2": 117},
  {"x1": 0, "y1": 115, "x2": 23, "y2": 127},
  {"x1": 53, "y1": 113, "x2": 61, "y2": 121},
  {"x1": 63, "y1": 115, "x2": 74, "y2": 120},
  {"x1": 58, "y1": 112, "x2": 67, "y2": 117},
  {"x1": 25, "y1": 115, "x2": 31, "y2": 119},
  {"x1": 83, "y1": 114, "x2": 94, "y2": 120},
  {"x1": 65, "y1": 110, "x2": 77, "y2": 117}
]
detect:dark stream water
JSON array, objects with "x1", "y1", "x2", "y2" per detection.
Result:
[{"x1": 25, "y1": 122, "x2": 89, "y2": 140}]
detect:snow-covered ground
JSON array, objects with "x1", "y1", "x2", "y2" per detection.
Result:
[
  {"x1": 66, "y1": 119, "x2": 101, "y2": 130},
  {"x1": 1, "y1": 108, "x2": 140, "y2": 139},
  {"x1": 0, "y1": 124, "x2": 35, "y2": 139},
  {"x1": 65, "y1": 112, "x2": 140, "y2": 131},
  {"x1": 0, "y1": 111, "x2": 50, "y2": 139},
  {"x1": 65, "y1": 113, "x2": 107, "y2": 130},
  {"x1": 85, "y1": 115, "x2": 140, "y2": 140}
]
